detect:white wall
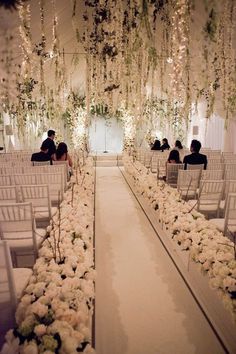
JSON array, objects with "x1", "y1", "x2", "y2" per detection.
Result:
[{"x1": 89, "y1": 116, "x2": 123, "y2": 153}]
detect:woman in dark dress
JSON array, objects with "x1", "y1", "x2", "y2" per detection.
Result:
[
  {"x1": 160, "y1": 138, "x2": 170, "y2": 151},
  {"x1": 151, "y1": 139, "x2": 161, "y2": 150}
]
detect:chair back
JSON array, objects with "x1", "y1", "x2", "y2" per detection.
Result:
[
  {"x1": 201, "y1": 169, "x2": 224, "y2": 181},
  {"x1": 177, "y1": 169, "x2": 201, "y2": 199},
  {"x1": 0, "y1": 186, "x2": 18, "y2": 205},
  {"x1": 186, "y1": 164, "x2": 204, "y2": 170},
  {"x1": 0, "y1": 240, "x2": 17, "y2": 307},
  {"x1": 157, "y1": 159, "x2": 167, "y2": 179},
  {"x1": 224, "y1": 180, "x2": 236, "y2": 199},
  {"x1": 224, "y1": 193, "x2": 236, "y2": 235},
  {"x1": 166, "y1": 163, "x2": 184, "y2": 187},
  {"x1": 33, "y1": 161, "x2": 51, "y2": 166},
  {"x1": 0, "y1": 175, "x2": 11, "y2": 186},
  {"x1": 198, "y1": 180, "x2": 224, "y2": 216},
  {"x1": 0, "y1": 203, "x2": 34, "y2": 235},
  {"x1": 12, "y1": 174, "x2": 37, "y2": 186},
  {"x1": 207, "y1": 162, "x2": 224, "y2": 171},
  {"x1": 51, "y1": 161, "x2": 69, "y2": 183},
  {"x1": 224, "y1": 169, "x2": 236, "y2": 180},
  {"x1": 20, "y1": 184, "x2": 51, "y2": 213},
  {"x1": 0, "y1": 240, "x2": 17, "y2": 333},
  {"x1": 36, "y1": 173, "x2": 64, "y2": 205},
  {"x1": 0, "y1": 203, "x2": 38, "y2": 258}
]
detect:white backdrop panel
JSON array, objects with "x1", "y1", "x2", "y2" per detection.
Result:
[{"x1": 89, "y1": 116, "x2": 123, "y2": 153}]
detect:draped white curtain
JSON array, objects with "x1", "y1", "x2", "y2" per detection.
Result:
[{"x1": 187, "y1": 102, "x2": 226, "y2": 151}]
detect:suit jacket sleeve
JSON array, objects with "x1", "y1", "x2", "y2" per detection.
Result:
[
  {"x1": 204, "y1": 155, "x2": 207, "y2": 170},
  {"x1": 183, "y1": 156, "x2": 187, "y2": 170}
]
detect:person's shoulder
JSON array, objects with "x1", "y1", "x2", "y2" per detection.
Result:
[
  {"x1": 183, "y1": 153, "x2": 190, "y2": 161},
  {"x1": 200, "y1": 153, "x2": 207, "y2": 159}
]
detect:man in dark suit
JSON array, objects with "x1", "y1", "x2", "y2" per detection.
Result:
[
  {"x1": 42, "y1": 129, "x2": 56, "y2": 159},
  {"x1": 31, "y1": 141, "x2": 51, "y2": 162},
  {"x1": 183, "y1": 139, "x2": 207, "y2": 169}
]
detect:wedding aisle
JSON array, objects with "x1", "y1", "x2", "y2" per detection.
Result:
[{"x1": 95, "y1": 167, "x2": 225, "y2": 354}]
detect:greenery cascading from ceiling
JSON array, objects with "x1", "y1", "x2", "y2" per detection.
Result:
[{"x1": 0, "y1": 0, "x2": 236, "y2": 149}]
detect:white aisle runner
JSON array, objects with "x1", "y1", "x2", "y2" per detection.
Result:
[{"x1": 95, "y1": 167, "x2": 224, "y2": 354}]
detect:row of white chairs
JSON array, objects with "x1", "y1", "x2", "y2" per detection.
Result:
[
  {"x1": 166, "y1": 164, "x2": 236, "y2": 187},
  {"x1": 136, "y1": 149, "x2": 236, "y2": 167},
  {"x1": 0, "y1": 185, "x2": 57, "y2": 227},
  {"x1": 0, "y1": 162, "x2": 69, "y2": 185},
  {"x1": 0, "y1": 173, "x2": 64, "y2": 205},
  {"x1": 0, "y1": 159, "x2": 69, "y2": 175}
]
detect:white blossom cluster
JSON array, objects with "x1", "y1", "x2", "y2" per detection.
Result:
[
  {"x1": 124, "y1": 155, "x2": 236, "y2": 320},
  {"x1": 2, "y1": 158, "x2": 96, "y2": 354}
]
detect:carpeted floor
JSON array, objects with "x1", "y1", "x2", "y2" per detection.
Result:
[{"x1": 95, "y1": 167, "x2": 224, "y2": 354}]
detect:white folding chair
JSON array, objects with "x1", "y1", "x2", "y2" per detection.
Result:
[
  {"x1": 36, "y1": 173, "x2": 64, "y2": 206},
  {"x1": 150, "y1": 154, "x2": 159, "y2": 173},
  {"x1": 144, "y1": 152, "x2": 153, "y2": 168},
  {"x1": 157, "y1": 159, "x2": 167, "y2": 179},
  {"x1": 51, "y1": 161, "x2": 69, "y2": 184},
  {"x1": 188, "y1": 180, "x2": 224, "y2": 218},
  {"x1": 211, "y1": 193, "x2": 236, "y2": 237},
  {"x1": 0, "y1": 186, "x2": 18, "y2": 205},
  {"x1": 166, "y1": 163, "x2": 184, "y2": 187},
  {"x1": 0, "y1": 240, "x2": 32, "y2": 343},
  {"x1": 177, "y1": 169, "x2": 201, "y2": 199},
  {"x1": 0, "y1": 203, "x2": 45, "y2": 266},
  {"x1": 20, "y1": 185, "x2": 57, "y2": 227},
  {"x1": 219, "y1": 180, "x2": 236, "y2": 216}
]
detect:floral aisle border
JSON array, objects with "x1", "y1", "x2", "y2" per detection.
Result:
[
  {"x1": 1, "y1": 158, "x2": 96, "y2": 354},
  {"x1": 123, "y1": 155, "x2": 236, "y2": 322}
]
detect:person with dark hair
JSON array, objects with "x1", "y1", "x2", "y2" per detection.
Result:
[
  {"x1": 151, "y1": 139, "x2": 161, "y2": 150},
  {"x1": 42, "y1": 130, "x2": 56, "y2": 159},
  {"x1": 175, "y1": 140, "x2": 183, "y2": 150},
  {"x1": 183, "y1": 139, "x2": 207, "y2": 169},
  {"x1": 31, "y1": 141, "x2": 51, "y2": 162},
  {"x1": 167, "y1": 149, "x2": 182, "y2": 164},
  {"x1": 160, "y1": 138, "x2": 170, "y2": 151},
  {"x1": 53, "y1": 142, "x2": 72, "y2": 167}
]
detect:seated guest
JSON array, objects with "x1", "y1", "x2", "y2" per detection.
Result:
[
  {"x1": 151, "y1": 139, "x2": 161, "y2": 150},
  {"x1": 53, "y1": 142, "x2": 72, "y2": 167},
  {"x1": 160, "y1": 138, "x2": 170, "y2": 151},
  {"x1": 167, "y1": 149, "x2": 182, "y2": 164},
  {"x1": 42, "y1": 129, "x2": 56, "y2": 159},
  {"x1": 175, "y1": 140, "x2": 183, "y2": 150},
  {"x1": 31, "y1": 141, "x2": 51, "y2": 162},
  {"x1": 183, "y1": 139, "x2": 207, "y2": 170}
]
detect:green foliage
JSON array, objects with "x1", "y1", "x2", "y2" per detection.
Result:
[{"x1": 204, "y1": 8, "x2": 217, "y2": 41}]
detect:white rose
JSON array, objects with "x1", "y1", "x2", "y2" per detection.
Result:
[
  {"x1": 30, "y1": 302, "x2": 48, "y2": 318},
  {"x1": 34, "y1": 324, "x2": 47, "y2": 336},
  {"x1": 22, "y1": 340, "x2": 38, "y2": 354}
]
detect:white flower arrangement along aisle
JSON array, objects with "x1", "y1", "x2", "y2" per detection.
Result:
[
  {"x1": 123, "y1": 155, "x2": 236, "y2": 321},
  {"x1": 2, "y1": 158, "x2": 96, "y2": 354}
]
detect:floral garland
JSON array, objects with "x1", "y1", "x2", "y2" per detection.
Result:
[
  {"x1": 1, "y1": 158, "x2": 95, "y2": 354},
  {"x1": 124, "y1": 155, "x2": 236, "y2": 320},
  {"x1": 72, "y1": 108, "x2": 89, "y2": 151}
]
